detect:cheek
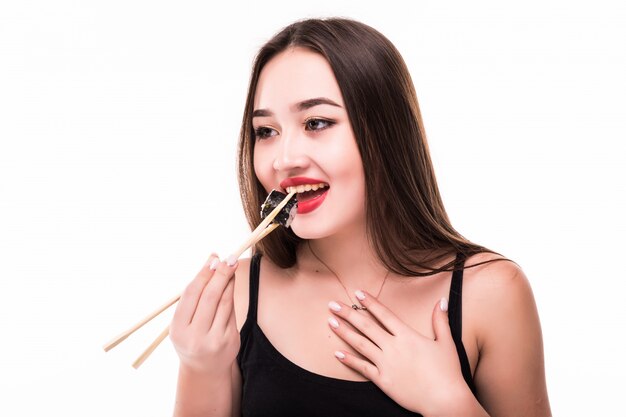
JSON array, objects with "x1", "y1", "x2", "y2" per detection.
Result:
[
  {"x1": 329, "y1": 135, "x2": 365, "y2": 185},
  {"x1": 340, "y1": 164, "x2": 366, "y2": 209},
  {"x1": 253, "y1": 146, "x2": 273, "y2": 192},
  {"x1": 327, "y1": 140, "x2": 367, "y2": 208}
]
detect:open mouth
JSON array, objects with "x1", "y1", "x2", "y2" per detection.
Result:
[
  {"x1": 284, "y1": 182, "x2": 330, "y2": 214},
  {"x1": 285, "y1": 183, "x2": 329, "y2": 203}
]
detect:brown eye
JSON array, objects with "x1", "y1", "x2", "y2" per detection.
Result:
[
  {"x1": 304, "y1": 118, "x2": 335, "y2": 132},
  {"x1": 254, "y1": 127, "x2": 278, "y2": 140}
]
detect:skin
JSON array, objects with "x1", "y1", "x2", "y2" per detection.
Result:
[
  {"x1": 171, "y1": 47, "x2": 552, "y2": 417},
  {"x1": 171, "y1": 255, "x2": 240, "y2": 417}
]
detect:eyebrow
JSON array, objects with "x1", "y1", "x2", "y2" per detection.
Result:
[{"x1": 252, "y1": 97, "x2": 342, "y2": 118}]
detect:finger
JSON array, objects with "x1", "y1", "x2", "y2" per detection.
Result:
[
  {"x1": 432, "y1": 297, "x2": 453, "y2": 343},
  {"x1": 225, "y1": 301, "x2": 238, "y2": 334},
  {"x1": 333, "y1": 350, "x2": 379, "y2": 382},
  {"x1": 192, "y1": 258, "x2": 238, "y2": 331},
  {"x1": 173, "y1": 254, "x2": 220, "y2": 326},
  {"x1": 328, "y1": 301, "x2": 390, "y2": 349},
  {"x1": 328, "y1": 316, "x2": 382, "y2": 364},
  {"x1": 211, "y1": 277, "x2": 235, "y2": 333},
  {"x1": 352, "y1": 290, "x2": 406, "y2": 336},
  {"x1": 225, "y1": 300, "x2": 239, "y2": 341}
]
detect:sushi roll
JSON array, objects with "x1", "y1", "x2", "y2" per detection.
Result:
[{"x1": 260, "y1": 190, "x2": 298, "y2": 227}]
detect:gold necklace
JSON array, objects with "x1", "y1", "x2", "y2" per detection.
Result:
[{"x1": 307, "y1": 241, "x2": 390, "y2": 311}]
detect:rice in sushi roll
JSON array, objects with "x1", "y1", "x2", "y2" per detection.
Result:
[{"x1": 260, "y1": 190, "x2": 298, "y2": 227}]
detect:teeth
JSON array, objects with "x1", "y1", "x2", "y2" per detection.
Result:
[{"x1": 286, "y1": 183, "x2": 328, "y2": 194}]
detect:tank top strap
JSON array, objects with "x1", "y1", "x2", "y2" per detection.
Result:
[
  {"x1": 247, "y1": 253, "x2": 262, "y2": 323},
  {"x1": 448, "y1": 252, "x2": 465, "y2": 341},
  {"x1": 447, "y1": 252, "x2": 476, "y2": 393}
]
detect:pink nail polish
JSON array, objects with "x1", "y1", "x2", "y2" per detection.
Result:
[
  {"x1": 439, "y1": 297, "x2": 448, "y2": 312},
  {"x1": 226, "y1": 254, "x2": 237, "y2": 267},
  {"x1": 328, "y1": 317, "x2": 339, "y2": 329},
  {"x1": 355, "y1": 290, "x2": 366, "y2": 301},
  {"x1": 334, "y1": 351, "x2": 345, "y2": 359},
  {"x1": 328, "y1": 301, "x2": 341, "y2": 312},
  {"x1": 209, "y1": 259, "x2": 219, "y2": 270}
]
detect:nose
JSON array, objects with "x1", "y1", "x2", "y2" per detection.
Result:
[{"x1": 272, "y1": 131, "x2": 309, "y2": 172}]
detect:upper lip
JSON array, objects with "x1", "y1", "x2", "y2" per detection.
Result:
[{"x1": 279, "y1": 176, "x2": 329, "y2": 191}]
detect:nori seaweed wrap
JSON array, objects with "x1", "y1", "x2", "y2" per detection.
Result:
[{"x1": 260, "y1": 190, "x2": 298, "y2": 227}]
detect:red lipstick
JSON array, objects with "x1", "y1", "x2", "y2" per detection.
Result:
[
  {"x1": 296, "y1": 190, "x2": 328, "y2": 214},
  {"x1": 279, "y1": 177, "x2": 328, "y2": 190}
]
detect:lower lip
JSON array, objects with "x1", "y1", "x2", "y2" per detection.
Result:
[{"x1": 296, "y1": 189, "x2": 329, "y2": 214}]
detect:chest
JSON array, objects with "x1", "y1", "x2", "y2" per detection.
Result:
[{"x1": 255, "y1": 271, "x2": 477, "y2": 381}]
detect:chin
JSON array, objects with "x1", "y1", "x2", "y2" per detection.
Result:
[
  {"x1": 291, "y1": 225, "x2": 325, "y2": 240},
  {"x1": 290, "y1": 220, "x2": 335, "y2": 240}
]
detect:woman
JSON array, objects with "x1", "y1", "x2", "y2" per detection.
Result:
[{"x1": 170, "y1": 18, "x2": 551, "y2": 417}]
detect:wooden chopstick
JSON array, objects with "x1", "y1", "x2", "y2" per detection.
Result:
[
  {"x1": 103, "y1": 191, "x2": 295, "y2": 367},
  {"x1": 130, "y1": 222, "x2": 282, "y2": 368},
  {"x1": 103, "y1": 294, "x2": 180, "y2": 352},
  {"x1": 132, "y1": 325, "x2": 170, "y2": 369}
]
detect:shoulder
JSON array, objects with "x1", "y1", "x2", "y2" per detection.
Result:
[
  {"x1": 232, "y1": 255, "x2": 289, "y2": 331},
  {"x1": 462, "y1": 251, "x2": 533, "y2": 301},
  {"x1": 461, "y1": 252, "x2": 551, "y2": 415},
  {"x1": 230, "y1": 255, "x2": 282, "y2": 413},
  {"x1": 462, "y1": 252, "x2": 539, "y2": 347}
]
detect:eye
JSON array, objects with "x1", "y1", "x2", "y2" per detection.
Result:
[
  {"x1": 304, "y1": 118, "x2": 335, "y2": 132},
  {"x1": 254, "y1": 126, "x2": 278, "y2": 140}
]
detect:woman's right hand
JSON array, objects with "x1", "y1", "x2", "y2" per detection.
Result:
[{"x1": 170, "y1": 254, "x2": 240, "y2": 377}]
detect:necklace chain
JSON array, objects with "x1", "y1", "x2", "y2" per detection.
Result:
[{"x1": 307, "y1": 241, "x2": 389, "y2": 311}]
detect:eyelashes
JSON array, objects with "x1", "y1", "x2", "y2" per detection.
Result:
[
  {"x1": 254, "y1": 126, "x2": 278, "y2": 140},
  {"x1": 303, "y1": 118, "x2": 335, "y2": 132},
  {"x1": 253, "y1": 117, "x2": 336, "y2": 140}
]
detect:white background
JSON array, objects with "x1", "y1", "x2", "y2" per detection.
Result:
[{"x1": 1, "y1": 1, "x2": 624, "y2": 416}]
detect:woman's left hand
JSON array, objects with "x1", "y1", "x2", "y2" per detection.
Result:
[{"x1": 327, "y1": 291, "x2": 474, "y2": 416}]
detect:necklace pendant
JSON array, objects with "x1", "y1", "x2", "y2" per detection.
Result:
[{"x1": 351, "y1": 304, "x2": 367, "y2": 311}]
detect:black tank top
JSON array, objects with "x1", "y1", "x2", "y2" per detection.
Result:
[{"x1": 236, "y1": 254, "x2": 475, "y2": 416}]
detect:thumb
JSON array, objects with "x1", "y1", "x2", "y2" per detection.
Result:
[{"x1": 432, "y1": 297, "x2": 452, "y2": 343}]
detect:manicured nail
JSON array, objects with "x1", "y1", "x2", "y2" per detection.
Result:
[
  {"x1": 328, "y1": 301, "x2": 342, "y2": 312},
  {"x1": 355, "y1": 290, "x2": 366, "y2": 301},
  {"x1": 209, "y1": 259, "x2": 219, "y2": 270},
  {"x1": 439, "y1": 297, "x2": 448, "y2": 312},
  {"x1": 334, "y1": 351, "x2": 345, "y2": 360},
  {"x1": 226, "y1": 254, "x2": 237, "y2": 267},
  {"x1": 328, "y1": 317, "x2": 339, "y2": 329}
]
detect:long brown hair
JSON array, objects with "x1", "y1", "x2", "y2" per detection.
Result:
[{"x1": 237, "y1": 18, "x2": 499, "y2": 276}]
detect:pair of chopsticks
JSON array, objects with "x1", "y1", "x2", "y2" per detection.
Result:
[{"x1": 103, "y1": 191, "x2": 296, "y2": 368}]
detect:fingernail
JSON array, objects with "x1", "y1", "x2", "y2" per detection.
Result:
[
  {"x1": 209, "y1": 258, "x2": 219, "y2": 270},
  {"x1": 355, "y1": 290, "x2": 366, "y2": 301},
  {"x1": 226, "y1": 254, "x2": 237, "y2": 267},
  {"x1": 334, "y1": 351, "x2": 345, "y2": 359},
  {"x1": 328, "y1": 301, "x2": 342, "y2": 312},
  {"x1": 439, "y1": 297, "x2": 448, "y2": 312},
  {"x1": 328, "y1": 317, "x2": 339, "y2": 329}
]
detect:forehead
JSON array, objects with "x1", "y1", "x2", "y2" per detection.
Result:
[{"x1": 254, "y1": 47, "x2": 345, "y2": 110}]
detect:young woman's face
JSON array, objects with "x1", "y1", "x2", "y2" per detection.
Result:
[{"x1": 252, "y1": 47, "x2": 366, "y2": 240}]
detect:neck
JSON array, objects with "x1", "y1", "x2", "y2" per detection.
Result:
[{"x1": 301, "y1": 228, "x2": 389, "y2": 293}]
